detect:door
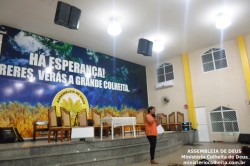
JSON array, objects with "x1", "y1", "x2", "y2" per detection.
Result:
[{"x1": 195, "y1": 107, "x2": 210, "y2": 142}]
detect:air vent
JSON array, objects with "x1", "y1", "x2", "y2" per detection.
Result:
[{"x1": 156, "y1": 80, "x2": 173, "y2": 89}]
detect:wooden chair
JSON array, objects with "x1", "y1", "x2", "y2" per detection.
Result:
[
  {"x1": 135, "y1": 109, "x2": 146, "y2": 135},
  {"x1": 60, "y1": 107, "x2": 72, "y2": 141},
  {"x1": 104, "y1": 109, "x2": 121, "y2": 136},
  {"x1": 177, "y1": 111, "x2": 184, "y2": 131},
  {"x1": 120, "y1": 110, "x2": 131, "y2": 135},
  {"x1": 47, "y1": 106, "x2": 70, "y2": 143},
  {"x1": 77, "y1": 109, "x2": 88, "y2": 127},
  {"x1": 177, "y1": 111, "x2": 184, "y2": 123},
  {"x1": 168, "y1": 112, "x2": 176, "y2": 131},
  {"x1": 120, "y1": 111, "x2": 130, "y2": 117},
  {"x1": 160, "y1": 113, "x2": 168, "y2": 131},
  {"x1": 91, "y1": 109, "x2": 109, "y2": 137},
  {"x1": 104, "y1": 109, "x2": 113, "y2": 125}
]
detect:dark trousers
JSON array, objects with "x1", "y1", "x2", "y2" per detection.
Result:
[{"x1": 147, "y1": 136, "x2": 157, "y2": 160}]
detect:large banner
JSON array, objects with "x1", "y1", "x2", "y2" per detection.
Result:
[{"x1": 0, "y1": 25, "x2": 148, "y2": 138}]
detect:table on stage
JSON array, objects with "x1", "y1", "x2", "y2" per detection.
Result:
[{"x1": 100, "y1": 117, "x2": 136, "y2": 140}]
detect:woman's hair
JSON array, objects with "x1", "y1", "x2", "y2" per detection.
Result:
[{"x1": 147, "y1": 106, "x2": 155, "y2": 114}]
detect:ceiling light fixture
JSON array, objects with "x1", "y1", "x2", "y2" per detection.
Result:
[
  {"x1": 107, "y1": 18, "x2": 122, "y2": 36},
  {"x1": 153, "y1": 40, "x2": 164, "y2": 52},
  {"x1": 215, "y1": 12, "x2": 231, "y2": 29}
]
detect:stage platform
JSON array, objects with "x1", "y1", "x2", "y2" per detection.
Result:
[{"x1": 0, "y1": 131, "x2": 187, "y2": 166}]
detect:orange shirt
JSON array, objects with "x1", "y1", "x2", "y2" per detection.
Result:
[{"x1": 144, "y1": 114, "x2": 158, "y2": 136}]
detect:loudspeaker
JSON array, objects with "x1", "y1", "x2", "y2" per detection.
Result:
[
  {"x1": 182, "y1": 122, "x2": 192, "y2": 131},
  {"x1": 137, "y1": 38, "x2": 153, "y2": 56},
  {"x1": 68, "y1": 6, "x2": 81, "y2": 29},
  {"x1": 54, "y1": 1, "x2": 71, "y2": 27},
  {"x1": 238, "y1": 133, "x2": 250, "y2": 144},
  {"x1": 54, "y1": 1, "x2": 81, "y2": 29},
  {"x1": 0, "y1": 127, "x2": 17, "y2": 143}
]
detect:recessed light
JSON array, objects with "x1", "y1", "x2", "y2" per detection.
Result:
[
  {"x1": 107, "y1": 18, "x2": 122, "y2": 36},
  {"x1": 215, "y1": 12, "x2": 231, "y2": 29},
  {"x1": 153, "y1": 40, "x2": 164, "y2": 52}
]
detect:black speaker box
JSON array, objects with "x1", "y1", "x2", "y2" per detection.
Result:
[
  {"x1": 137, "y1": 38, "x2": 153, "y2": 56},
  {"x1": 54, "y1": 1, "x2": 81, "y2": 29},
  {"x1": 238, "y1": 133, "x2": 250, "y2": 144},
  {"x1": 68, "y1": 6, "x2": 81, "y2": 29},
  {"x1": 182, "y1": 122, "x2": 192, "y2": 131},
  {"x1": 54, "y1": 1, "x2": 71, "y2": 27},
  {"x1": 0, "y1": 127, "x2": 17, "y2": 143}
]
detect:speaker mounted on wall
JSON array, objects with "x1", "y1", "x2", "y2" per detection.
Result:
[
  {"x1": 54, "y1": 1, "x2": 81, "y2": 30},
  {"x1": 68, "y1": 6, "x2": 81, "y2": 29},
  {"x1": 54, "y1": 1, "x2": 71, "y2": 27},
  {"x1": 137, "y1": 38, "x2": 153, "y2": 56}
]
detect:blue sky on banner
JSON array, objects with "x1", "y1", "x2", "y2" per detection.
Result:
[{"x1": 0, "y1": 25, "x2": 148, "y2": 110}]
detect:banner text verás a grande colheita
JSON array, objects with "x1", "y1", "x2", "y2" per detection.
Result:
[{"x1": 0, "y1": 53, "x2": 129, "y2": 92}]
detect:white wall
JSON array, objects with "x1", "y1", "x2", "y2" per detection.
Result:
[
  {"x1": 146, "y1": 36, "x2": 250, "y2": 142},
  {"x1": 146, "y1": 56, "x2": 188, "y2": 121}
]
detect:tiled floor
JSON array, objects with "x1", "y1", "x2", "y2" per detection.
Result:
[{"x1": 127, "y1": 142, "x2": 246, "y2": 166}]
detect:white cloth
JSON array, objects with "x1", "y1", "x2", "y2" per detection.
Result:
[
  {"x1": 157, "y1": 124, "x2": 165, "y2": 134},
  {"x1": 100, "y1": 117, "x2": 137, "y2": 140},
  {"x1": 101, "y1": 117, "x2": 136, "y2": 127}
]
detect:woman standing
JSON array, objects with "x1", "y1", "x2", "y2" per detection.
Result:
[{"x1": 144, "y1": 106, "x2": 160, "y2": 164}]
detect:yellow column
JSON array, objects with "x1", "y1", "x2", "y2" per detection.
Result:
[
  {"x1": 237, "y1": 35, "x2": 250, "y2": 101},
  {"x1": 182, "y1": 53, "x2": 197, "y2": 129}
]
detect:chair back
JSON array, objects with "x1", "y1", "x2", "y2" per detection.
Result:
[
  {"x1": 177, "y1": 111, "x2": 184, "y2": 123},
  {"x1": 60, "y1": 107, "x2": 71, "y2": 127},
  {"x1": 92, "y1": 109, "x2": 101, "y2": 126},
  {"x1": 104, "y1": 110, "x2": 113, "y2": 117},
  {"x1": 160, "y1": 114, "x2": 167, "y2": 124},
  {"x1": 169, "y1": 112, "x2": 176, "y2": 123},
  {"x1": 104, "y1": 110, "x2": 113, "y2": 125},
  {"x1": 77, "y1": 109, "x2": 88, "y2": 127},
  {"x1": 48, "y1": 106, "x2": 58, "y2": 127},
  {"x1": 136, "y1": 110, "x2": 145, "y2": 124},
  {"x1": 120, "y1": 111, "x2": 129, "y2": 117}
]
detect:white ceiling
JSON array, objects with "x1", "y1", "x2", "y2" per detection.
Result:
[{"x1": 1, "y1": 0, "x2": 250, "y2": 66}]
